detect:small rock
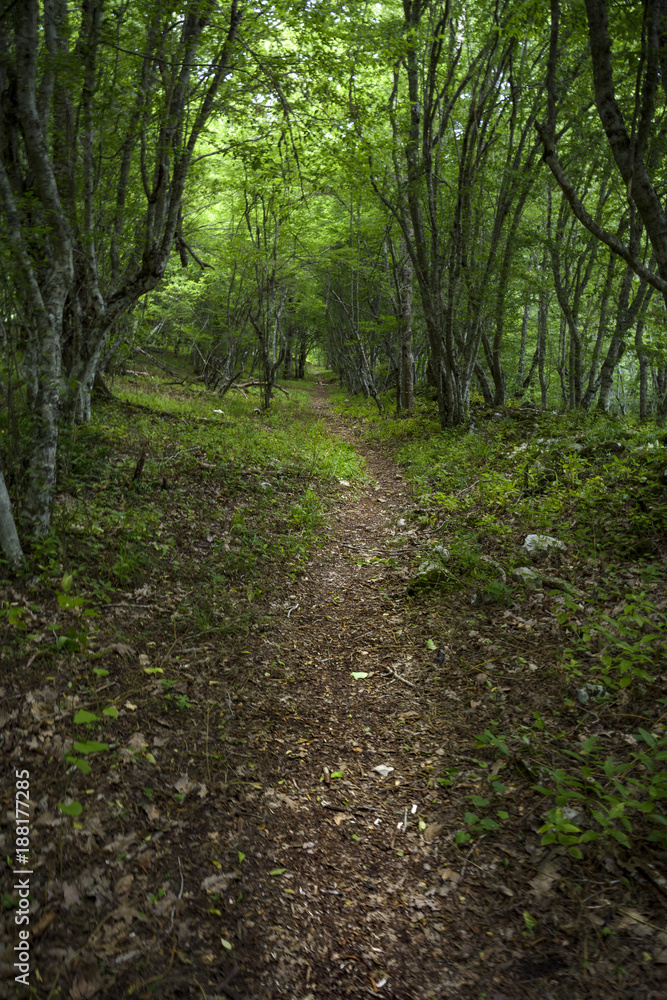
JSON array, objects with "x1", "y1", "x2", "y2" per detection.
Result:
[
  {"x1": 576, "y1": 682, "x2": 606, "y2": 705},
  {"x1": 511, "y1": 566, "x2": 542, "y2": 590},
  {"x1": 407, "y1": 546, "x2": 450, "y2": 592},
  {"x1": 561, "y1": 806, "x2": 586, "y2": 827},
  {"x1": 523, "y1": 534, "x2": 567, "y2": 561}
]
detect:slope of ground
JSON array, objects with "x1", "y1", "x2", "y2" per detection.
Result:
[{"x1": 1, "y1": 380, "x2": 666, "y2": 1000}]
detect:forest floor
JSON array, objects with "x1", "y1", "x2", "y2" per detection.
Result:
[{"x1": 1, "y1": 379, "x2": 667, "y2": 1000}]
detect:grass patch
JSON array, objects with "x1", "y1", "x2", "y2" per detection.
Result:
[{"x1": 1, "y1": 370, "x2": 365, "y2": 661}]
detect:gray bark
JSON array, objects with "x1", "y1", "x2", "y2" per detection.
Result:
[{"x1": 0, "y1": 459, "x2": 24, "y2": 570}]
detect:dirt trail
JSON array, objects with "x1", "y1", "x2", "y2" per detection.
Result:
[
  {"x1": 2, "y1": 385, "x2": 601, "y2": 1000},
  {"x1": 218, "y1": 386, "x2": 478, "y2": 999}
]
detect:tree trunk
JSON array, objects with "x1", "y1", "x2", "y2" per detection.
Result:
[
  {"x1": 397, "y1": 238, "x2": 415, "y2": 415},
  {"x1": 516, "y1": 301, "x2": 530, "y2": 389},
  {"x1": 636, "y1": 313, "x2": 650, "y2": 419},
  {"x1": 538, "y1": 296, "x2": 549, "y2": 409},
  {"x1": 0, "y1": 458, "x2": 24, "y2": 570}
]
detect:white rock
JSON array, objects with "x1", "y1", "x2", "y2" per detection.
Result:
[{"x1": 523, "y1": 534, "x2": 567, "y2": 560}]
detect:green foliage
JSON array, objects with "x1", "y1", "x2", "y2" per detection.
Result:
[{"x1": 455, "y1": 783, "x2": 511, "y2": 845}]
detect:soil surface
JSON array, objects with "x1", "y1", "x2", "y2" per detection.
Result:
[{"x1": 2, "y1": 385, "x2": 666, "y2": 1000}]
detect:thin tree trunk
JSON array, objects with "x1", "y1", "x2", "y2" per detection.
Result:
[
  {"x1": 636, "y1": 313, "x2": 650, "y2": 419},
  {"x1": 0, "y1": 458, "x2": 24, "y2": 570},
  {"x1": 398, "y1": 247, "x2": 415, "y2": 415},
  {"x1": 516, "y1": 301, "x2": 529, "y2": 388}
]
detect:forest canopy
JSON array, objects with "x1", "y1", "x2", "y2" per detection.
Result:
[{"x1": 2, "y1": 0, "x2": 667, "y2": 565}]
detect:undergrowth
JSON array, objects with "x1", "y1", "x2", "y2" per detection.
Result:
[
  {"x1": 1, "y1": 371, "x2": 365, "y2": 659},
  {"x1": 331, "y1": 384, "x2": 667, "y2": 863}
]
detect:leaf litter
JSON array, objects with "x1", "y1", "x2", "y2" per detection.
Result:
[{"x1": 1, "y1": 383, "x2": 666, "y2": 998}]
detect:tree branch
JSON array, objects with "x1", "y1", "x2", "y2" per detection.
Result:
[{"x1": 534, "y1": 120, "x2": 667, "y2": 296}]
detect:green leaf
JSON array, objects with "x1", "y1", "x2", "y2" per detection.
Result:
[
  {"x1": 58, "y1": 800, "x2": 83, "y2": 817},
  {"x1": 56, "y1": 591, "x2": 85, "y2": 610},
  {"x1": 221, "y1": 938, "x2": 233, "y2": 952},
  {"x1": 73, "y1": 741, "x2": 109, "y2": 754},
  {"x1": 238, "y1": 852, "x2": 246, "y2": 863},
  {"x1": 351, "y1": 672, "x2": 369, "y2": 680},
  {"x1": 103, "y1": 706, "x2": 119, "y2": 718},
  {"x1": 73, "y1": 710, "x2": 99, "y2": 725},
  {"x1": 426, "y1": 639, "x2": 437, "y2": 650},
  {"x1": 331, "y1": 770, "x2": 344, "y2": 779},
  {"x1": 269, "y1": 868, "x2": 286, "y2": 876}
]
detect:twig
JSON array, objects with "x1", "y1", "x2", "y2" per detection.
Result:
[
  {"x1": 234, "y1": 380, "x2": 290, "y2": 397},
  {"x1": 383, "y1": 665, "x2": 415, "y2": 687},
  {"x1": 455, "y1": 480, "x2": 479, "y2": 496},
  {"x1": 136, "y1": 346, "x2": 188, "y2": 381}
]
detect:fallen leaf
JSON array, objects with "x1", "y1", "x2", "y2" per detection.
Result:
[
  {"x1": 333, "y1": 812, "x2": 351, "y2": 826},
  {"x1": 439, "y1": 868, "x2": 460, "y2": 883},
  {"x1": 127, "y1": 732, "x2": 148, "y2": 750},
  {"x1": 107, "y1": 643, "x2": 135, "y2": 658},
  {"x1": 103, "y1": 833, "x2": 137, "y2": 855},
  {"x1": 422, "y1": 822, "x2": 443, "y2": 844},
  {"x1": 201, "y1": 872, "x2": 239, "y2": 893},
  {"x1": 114, "y1": 875, "x2": 134, "y2": 899},
  {"x1": 373, "y1": 765, "x2": 394, "y2": 778},
  {"x1": 63, "y1": 882, "x2": 82, "y2": 910},
  {"x1": 174, "y1": 773, "x2": 194, "y2": 795},
  {"x1": 617, "y1": 908, "x2": 655, "y2": 937},
  {"x1": 70, "y1": 959, "x2": 102, "y2": 999},
  {"x1": 528, "y1": 861, "x2": 560, "y2": 896}
]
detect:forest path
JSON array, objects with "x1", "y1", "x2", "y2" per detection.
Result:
[
  {"x1": 4, "y1": 385, "x2": 663, "y2": 1000},
  {"x1": 218, "y1": 384, "x2": 480, "y2": 1000}
]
